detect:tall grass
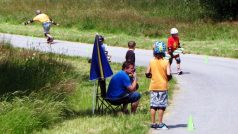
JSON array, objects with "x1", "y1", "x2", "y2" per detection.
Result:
[
  {"x1": 0, "y1": 0, "x2": 237, "y2": 58},
  {"x1": 0, "y1": 42, "x2": 76, "y2": 133},
  {"x1": 0, "y1": 0, "x2": 207, "y2": 38}
]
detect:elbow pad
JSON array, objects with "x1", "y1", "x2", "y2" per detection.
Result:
[
  {"x1": 145, "y1": 73, "x2": 152, "y2": 78},
  {"x1": 24, "y1": 20, "x2": 33, "y2": 25}
]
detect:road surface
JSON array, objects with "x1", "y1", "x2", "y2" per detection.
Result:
[{"x1": 1, "y1": 33, "x2": 238, "y2": 134}]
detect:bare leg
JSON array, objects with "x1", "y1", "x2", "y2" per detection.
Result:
[
  {"x1": 158, "y1": 109, "x2": 165, "y2": 124},
  {"x1": 150, "y1": 108, "x2": 156, "y2": 124},
  {"x1": 177, "y1": 63, "x2": 180, "y2": 72},
  {"x1": 131, "y1": 100, "x2": 139, "y2": 114},
  {"x1": 122, "y1": 103, "x2": 128, "y2": 113}
]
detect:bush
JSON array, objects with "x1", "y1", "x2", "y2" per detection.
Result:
[{"x1": 200, "y1": 0, "x2": 238, "y2": 21}]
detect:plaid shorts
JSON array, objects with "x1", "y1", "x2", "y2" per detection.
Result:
[{"x1": 150, "y1": 91, "x2": 168, "y2": 109}]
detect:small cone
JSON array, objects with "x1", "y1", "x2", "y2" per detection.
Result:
[
  {"x1": 187, "y1": 115, "x2": 195, "y2": 131},
  {"x1": 204, "y1": 56, "x2": 208, "y2": 64}
]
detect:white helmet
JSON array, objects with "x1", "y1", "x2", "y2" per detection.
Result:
[
  {"x1": 170, "y1": 28, "x2": 178, "y2": 34},
  {"x1": 35, "y1": 10, "x2": 41, "y2": 15}
]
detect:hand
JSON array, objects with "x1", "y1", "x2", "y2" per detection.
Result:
[
  {"x1": 145, "y1": 73, "x2": 152, "y2": 78},
  {"x1": 132, "y1": 72, "x2": 137, "y2": 79}
]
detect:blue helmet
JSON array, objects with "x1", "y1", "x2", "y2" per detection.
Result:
[{"x1": 153, "y1": 41, "x2": 166, "y2": 54}]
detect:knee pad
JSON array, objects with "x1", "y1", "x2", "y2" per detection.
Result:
[{"x1": 175, "y1": 57, "x2": 181, "y2": 64}]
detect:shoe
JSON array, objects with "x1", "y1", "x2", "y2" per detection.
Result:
[
  {"x1": 157, "y1": 123, "x2": 168, "y2": 130},
  {"x1": 47, "y1": 37, "x2": 54, "y2": 44},
  {"x1": 178, "y1": 71, "x2": 183, "y2": 75},
  {"x1": 150, "y1": 123, "x2": 158, "y2": 129}
]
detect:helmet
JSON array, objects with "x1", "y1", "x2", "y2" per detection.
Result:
[
  {"x1": 153, "y1": 41, "x2": 166, "y2": 54},
  {"x1": 170, "y1": 28, "x2": 178, "y2": 35},
  {"x1": 35, "y1": 10, "x2": 41, "y2": 15}
]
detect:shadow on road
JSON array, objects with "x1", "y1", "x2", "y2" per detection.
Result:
[
  {"x1": 171, "y1": 71, "x2": 191, "y2": 75},
  {"x1": 168, "y1": 124, "x2": 187, "y2": 129}
]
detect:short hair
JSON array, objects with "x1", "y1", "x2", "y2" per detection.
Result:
[
  {"x1": 122, "y1": 61, "x2": 134, "y2": 70},
  {"x1": 128, "y1": 41, "x2": 136, "y2": 49},
  {"x1": 154, "y1": 52, "x2": 165, "y2": 59}
]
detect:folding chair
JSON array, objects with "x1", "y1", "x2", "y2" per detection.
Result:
[{"x1": 95, "y1": 79, "x2": 123, "y2": 114}]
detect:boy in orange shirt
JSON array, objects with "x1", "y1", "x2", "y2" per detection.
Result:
[{"x1": 146, "y1": 41, "x2": 172, "y2": 129}]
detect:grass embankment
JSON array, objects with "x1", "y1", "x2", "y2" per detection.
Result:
[
  {"x1": 0, "y1": 0, "x2": 237, "y2": 58},
  {"x1": 0, "y1": 42, "x2": 176, "y2": 134}
]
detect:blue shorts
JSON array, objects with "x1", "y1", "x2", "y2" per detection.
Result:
[
  {"x1": 107, "y1": 92, "x2": 141, "y2": 105},
  {"x1": 127, "y1": 92, "x2": 141, "y2": 103},
  {"x1": 42, "y1": 22, "x2": 51, "y2": 34}
]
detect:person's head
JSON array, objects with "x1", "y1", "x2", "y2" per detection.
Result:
[
  {"x1": 128, "y1": 41, "x2": 136, "y2": 50},
  {"x1": 122, "y1": 61, "x2": 135, "y2": 74},
  {"x1": 153, "y1": 41, "x2": 166, "y2": 59},
  {"x1": 35, "y1": 10, "x2": 41, "y2": 15},
  {"x1": 170, "y1": 28, "x2": 178, "y2": 38},
  {"x1": 97, "y1": 35, "x2": 104, "y2": 46},
  {"x1": 98, "y1": 35, "x2": 104, "y2": 42}
]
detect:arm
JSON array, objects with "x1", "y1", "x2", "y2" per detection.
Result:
[
  {"x1": 167, "y1": 63, "x2": 172, "y2": 81},
  {"x1": 178, "y1": 38, "x2": 181, "y2": 48},
  {"x1": 167, "y1": 38, "x2": 173, "y2": 54},
  {"x1": 145, "y1": 65, "x2": 152, "y2": 78},
  {"x1": 50, "y1": 19, "x2": 59, "y2": 25},
  {"x1": 24, "y1": 19, "x2": 34, "y2": 25},
  {"x1": 127, "y1": 72, "x2": 138, "y2": 92}
]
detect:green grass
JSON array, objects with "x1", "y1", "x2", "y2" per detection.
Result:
[
  {"x1": 1, "y1": 22, "x2": 238, "y2": 58},
  {"x1": 0, "y1": 0, "x2": 202, "y2": 36},
  {"x1": 0, "y1": 43, "x2": 75, "y2": 133},
  {"x1": 0, "y1": 42, "x2": 177, "y2": 134},
  {"x1": 0, "y1": 0, "x2": 238, "y2": 58}
]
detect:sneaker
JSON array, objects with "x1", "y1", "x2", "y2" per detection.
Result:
[
  {"x1": 157, "y1": 123, "x2": 169, "y2": 130},
  {"x1": 47, "y1": 37, "x2": 54, "y2": 44},
  {"x1": 178, "y1": 71, "x2": 183, "y2": 75},
  {"x1": 150, "y1": 123, "x2": 158, "y2": 129}
]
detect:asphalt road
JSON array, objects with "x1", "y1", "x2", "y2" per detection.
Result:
[{"x1": 1, "y1": 33, "x2": 238, "y2": 134}]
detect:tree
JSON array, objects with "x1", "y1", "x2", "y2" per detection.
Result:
[{"x1": 200, "y1": 0, "x2": 238, "y2": 21}]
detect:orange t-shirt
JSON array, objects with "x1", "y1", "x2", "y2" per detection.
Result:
[
  {"x1": 149, "y1": 58, "x2": 169, "y2": 91},
  {"x1": 168, "y1": 36, "x2": 180, "y2": 51}
]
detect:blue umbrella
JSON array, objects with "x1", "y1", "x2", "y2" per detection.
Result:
[
  {"x1": 89, "y1": 34, "x2": 113, "y2": 114},
  {"x1": 90, "y1": 35, "x2": 113, "y2": 80}
]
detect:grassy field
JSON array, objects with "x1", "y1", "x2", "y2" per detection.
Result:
[
  {"x1": 0, "y1": 23, "x2": 238, "y2": 58},
  {"x1": 0, "y1": 0, "x2": 237, "y2": 58},
  {"x1": 0, "y1": 42, "x2": 177, "y2": 134}
]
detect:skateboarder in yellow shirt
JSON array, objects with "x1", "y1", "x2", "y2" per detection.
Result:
[{"x1": 24, "y1": 10, "x2": 59, "y2": 43}]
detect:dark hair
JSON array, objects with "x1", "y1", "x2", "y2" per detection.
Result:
[
  {"x1": 128, "y1": 41, "x2": 136, "y2": 49},
  {"x1": 153, "y1": 52, "x2": 165, "y2": 59},
  {"x1": 98, "y1": 35, "x2": 104, "y2": 42},
  {"x1": 122, "y1": 61, "x2": 134, "y2": 70}
]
